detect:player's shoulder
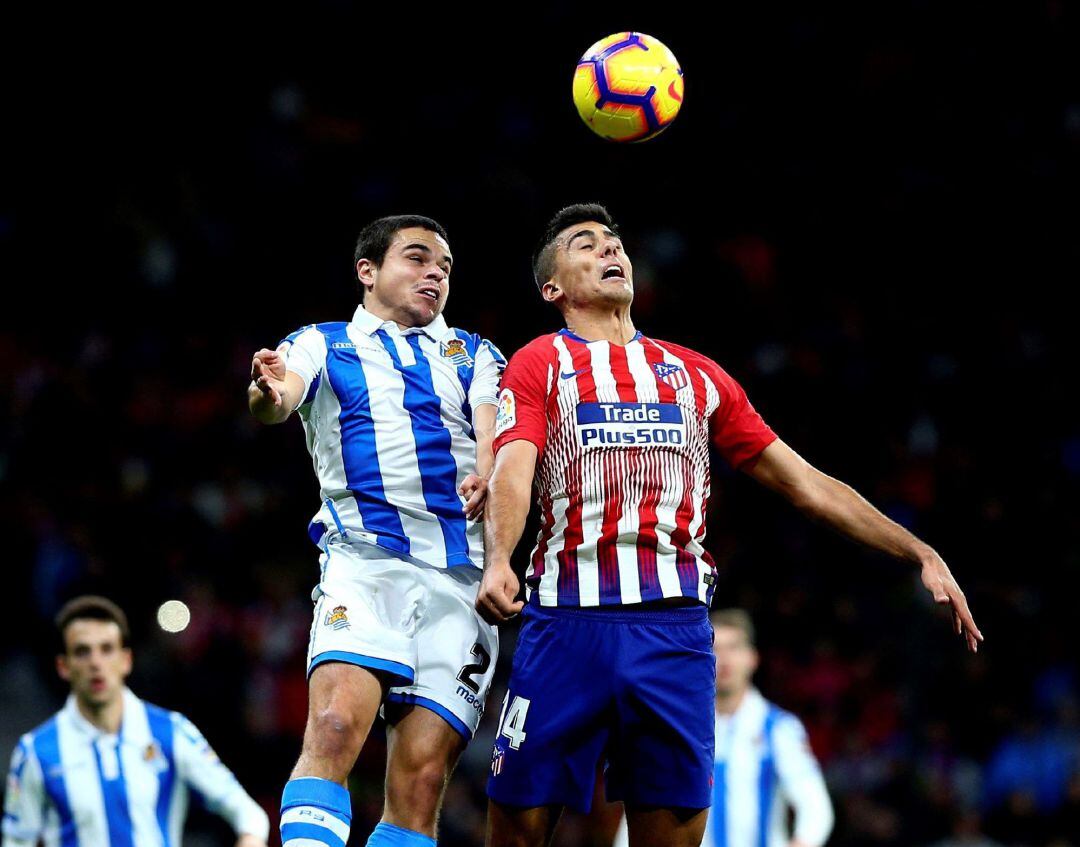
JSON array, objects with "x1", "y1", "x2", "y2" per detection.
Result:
[
  {"x1": 764, "y1": 700, "x2": 808, "y2": 737},
  {"x1": 509, "y1": 333, "x2": 562, "y2": 363},
  {"x1": 280, "y1": 321, "x2": 349, "y2": 345},
  {"x1": 24, "y1": 711, "x2": 62, "y2": 743},
  {"x1": 643, "y1": 336, "x2": 726, "y2": 372}
]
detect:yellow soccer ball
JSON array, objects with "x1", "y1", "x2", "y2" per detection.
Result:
[{"x1": 573, "y1": 32, "x2": 684, "y2": 142}]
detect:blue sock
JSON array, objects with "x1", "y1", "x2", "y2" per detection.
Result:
[
  {"x1": 365, "y1": 821, "x2": 436, "y2": 847},
  {"x1": 280, "y1": 777, "x2": 352, "y2": 847}
]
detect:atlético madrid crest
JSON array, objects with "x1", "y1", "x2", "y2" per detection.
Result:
[{"x1": 652, "y1": 362, "x2": 688, "y2": 390}]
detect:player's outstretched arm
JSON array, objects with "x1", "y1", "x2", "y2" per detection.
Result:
[
  {"x1": 745, "y1": 439, "x2": 984, "y2": 652},
  {"x1": 476, "y1": 439, "x2": 536, "y2": 624},
  {"x1": 247, "y1": 348, "x2": 305, "y2": 425}
]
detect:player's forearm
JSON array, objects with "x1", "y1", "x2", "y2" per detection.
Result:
[
  {"x1": 790, "y1": 777, "x2": 835, "y2": 846},
  {"x1": 247, "y1": 382, "x2": 292, "y2": 425},
  {"x1": 483, "y1": 466, "x2": 532, "y2": 567},
  {"x1": 798, "y1": 469, "x2": 935, "y2": 566},
  {"x1": 473, "y1": 405, "x2": 496, "y2": 479}
]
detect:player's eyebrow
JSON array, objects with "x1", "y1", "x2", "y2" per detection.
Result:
[
  {"x1": 565, "y1": 229, "x2": 597, "y2": 248},
  {"x1": 402, "y1": 242, "x2": 453, "y2": 266}
]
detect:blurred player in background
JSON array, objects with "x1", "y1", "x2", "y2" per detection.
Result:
[
  {"x1": 248, "y1": 215, "x2": 505, "y2": 847},
  {"x1": 1, "y1": 595, "x2": 269, "y2": 847},
  {"x1": 477, "y1": 203, "x2": 981, "y2": 847},
  {"x1": 613, "y1": 609, "x2": 833, "y2": 847}
]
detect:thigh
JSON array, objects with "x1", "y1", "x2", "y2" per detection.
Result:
[
  {"x1": 486, "y1": 607, "x2": 613, "y2": 813},
  {"x1": 625, "y1": 805, "x2": 709, "y2": 847},
  {"x1": 606, "y1": 610, "x2": 716, "y2": 811},
  {"x1": 385, "y1": 567, "x2": 499, "y2": 741}
]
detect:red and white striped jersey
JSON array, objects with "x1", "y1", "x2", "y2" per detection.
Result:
[{"x1": 492, "y1": 329, "x2": 777, "y2": 608}]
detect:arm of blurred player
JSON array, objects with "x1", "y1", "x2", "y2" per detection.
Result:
[
  {"x1": 247, "y1": 348, "x2": 305, "y2": 425},
  {"x1": 745, "y1": 439, "x2": 983, "y2": 652},
  {"x1": 2, "y1": 738, "x2": 45, "y2": 847},
  {"x1": 476, "y1": 439, "x2": 536, "y2": 624},
  {"x1": 460, "y1": 404, "x2": 496, "y2": 519},
  {"x1": 771, "y1": 715, "x2": 834, "y2": 847},
  {"x1": 172, "y1": 715, "x2": 270, "y2": 846}
]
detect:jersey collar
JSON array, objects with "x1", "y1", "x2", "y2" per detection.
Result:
[
  {"x1": 62, "y1": 687, "x2": 136, "y2": 739},
  {"x1": 350, "y1": 304, "x2": 451, "y2": 342},
  {"x1": 558, "y1": 328, "x2": 643, "y2": 345}
]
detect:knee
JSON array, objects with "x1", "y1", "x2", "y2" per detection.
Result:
[{"x1": 306, "y1": 706, "x2": 365, "y2": 761}]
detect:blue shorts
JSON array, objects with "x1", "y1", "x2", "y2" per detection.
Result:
[{"x1": 486, "y1": 601, "x2": 715, "y2": 812}]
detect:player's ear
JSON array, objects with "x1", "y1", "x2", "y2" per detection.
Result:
[
  {"x1": 56, "y1": 654, "x2": 70, "y2": 682},
  {"x1": 120, "y1": 647, "x2": 133, "y2": 678},
  {"x1": 541, "y1": 279, "x2": 562, "y2": 304},
  {"x1": 356, "y1": 258, "x2": 377, "y2": 295}
]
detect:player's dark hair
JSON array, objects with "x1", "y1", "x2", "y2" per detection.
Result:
[
  {"x1": 532, "y1": 203, "x2": 619, "y2": 290},
  {"x1": 709, "y1": 608, "x2": 756, "y2": 646},
  {"x1": 55, "y1": 595, "x2": 131, "y2": 651},
  {"x1": 353, "y1": 214, "x2": 449, "y2": 300}
]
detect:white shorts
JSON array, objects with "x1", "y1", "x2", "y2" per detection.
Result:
[{"x1": 306, "y1": 538, "x2": 498, "y2": 740}]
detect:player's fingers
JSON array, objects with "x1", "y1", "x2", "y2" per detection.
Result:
[
  {"x1": 463, "y1": 488, "x2": 487, "y2": 516},
  {"x1": 476, "y1": 592, "x2": 508, "y2": 625}
]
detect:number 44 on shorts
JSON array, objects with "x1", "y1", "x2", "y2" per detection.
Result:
[{"x1": 497, "y1": 693, "x2": 531, "y2": 750}]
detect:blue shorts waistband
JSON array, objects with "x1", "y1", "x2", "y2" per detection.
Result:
[{"x1": 525, "y1": 599, "x2": 707, "y2": 624}]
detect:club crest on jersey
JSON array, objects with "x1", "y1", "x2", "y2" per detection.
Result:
[
  {"x1": 652, "y1": 362, "x2": 689, "y2": 390},
  {"x1": 575, "y1": 402, "x2": 686, "y2": 450},
  {"x1": 495, "y1": 389, "x2": 516, "y2": 437},
  {"x1": 325, "y1": 605, "x2": 350, "y2": 630},
  {"x1": 441, "y1": 339, "x2": 473, "y2": 367},
  {"x1": 490, "y1": 745, "x2": 505, "y2": 776}
]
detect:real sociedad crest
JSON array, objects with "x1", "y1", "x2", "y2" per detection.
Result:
[
  {"x1": 441, "y1": 338, "x2": 474, "y2": 367},
  {"x1": 652, "y1": 362, "x2": 688, "y2": 390}
]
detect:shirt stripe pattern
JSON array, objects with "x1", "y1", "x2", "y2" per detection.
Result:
[
  {"x1": 493, "y1": 330, "x2": 776, "y2": 607},
  {"x1": 278, "y1": 307, "x2": 505, "y2": 570}
]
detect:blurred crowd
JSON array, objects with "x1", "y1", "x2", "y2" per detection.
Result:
[{"x1": 2, "y1": 2, "x2": 1078, "y2": 845}]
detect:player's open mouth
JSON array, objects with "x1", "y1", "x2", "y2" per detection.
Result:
[
  {"x1": 416, "y1": 286, "x2": 440, "y2": 301},
  {"x1": 601, "y1": 264, "x2": 626, "y2": 282}
]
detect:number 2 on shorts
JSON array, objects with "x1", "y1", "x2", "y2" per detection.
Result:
[{"x1": 497, "y1": 693, "x2": 531, "y2": 750}]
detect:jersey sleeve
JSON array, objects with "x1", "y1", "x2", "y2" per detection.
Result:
[
  {"x1": 277, "y1": 325, "x2": 328, "y2": 411},
  {"x1": 468, "y1": 338, "x2": 507, "y2": 409},
  {"x1": 172, "y1": 714, "x2": 270, "y2": 842},
  {"x1": 773, "y1": 715, "x2": 834, "y2": 847},
  {"x1": 707, "y1": 364, "x2": 777, "y2": 470},
  {"x1": 492, "y1": 341, "x2": 552, "y2": 458},
  {"x1": 2, "y1": 737, "x2": 45, "y2": 847}
]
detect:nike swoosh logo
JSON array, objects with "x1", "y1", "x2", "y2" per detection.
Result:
[{"x1": 560, "y1": 368, "x2": 589, "y2": 380}]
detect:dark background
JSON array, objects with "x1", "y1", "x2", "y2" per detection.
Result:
[{"x1": 2, "y1": 2, "x2": 1078, "y2": 845}]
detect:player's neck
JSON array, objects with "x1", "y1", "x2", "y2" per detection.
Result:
[
  {"x1": 361, "y1": 298, "x2": 423, "y2": 332},
  {"x1": 75, "y1": 692, "x2": 124, "y2": 735},
  {"x1": 563, "y1": 307, "x2": 637, "y2": 345},
  {"x1": 715, "y1": 686, "x2": 749, "y2": 716}
]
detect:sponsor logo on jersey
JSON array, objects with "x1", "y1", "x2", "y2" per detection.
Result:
[
  {"x1": 456, "y1": 685, "x2": 486, "y2": 715},
  {"x1": 325, "y1": 605, "x2": 350, "y2": 630},
  {"x1": 494, "y1": 389, "x2": 516, "y2": 436},
  {"x1": 575, "y1": 402, "x2": 686, "y2": 449},
  {"x1": 441, "y1": 338, "x2": 474, "y2": 367},
  {"x1": 331, "y1": 341, "x2": 356, "y2": 349},
  {"x1": 652, "y1": 362, "x2": 689, "y2": 390},
  {"x1": 560, "y1": 367, "x2": 589, "y2": 380}
]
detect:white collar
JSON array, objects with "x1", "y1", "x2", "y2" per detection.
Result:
[
  {"x1": 350, "y1": 304, "x2": 451, "y2": 342},
  {"x1": 63, "y1": 687, "x2": 137, "y2": 739}
]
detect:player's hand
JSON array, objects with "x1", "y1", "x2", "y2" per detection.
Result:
[
  {"x1": 234, "y1": 835, "x2": 267, "y2": 847},
  {"x1": 920, "y1": 552, "x2": 983, "y2": 652},
  {"x1": 250, "y1": 348, "x2": 287, "y2": 407},
  {"x1": 459, "y1": 474, "x2": 488, "y2": 520},
  {"x1": 476, "y1": 561, "x2": 524, "y2": 624}
]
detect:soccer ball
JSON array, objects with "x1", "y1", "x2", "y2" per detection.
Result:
[{"x1": 573, "y1": 32, "x2": 684, "y2": 143}]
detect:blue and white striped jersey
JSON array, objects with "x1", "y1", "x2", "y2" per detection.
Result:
[
  {"x1": 2, "y1": 689, "x2": 269, "y2": 847},
  {"x1": 278, "y1": 305, "x2": 506, "y2": 570}
]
